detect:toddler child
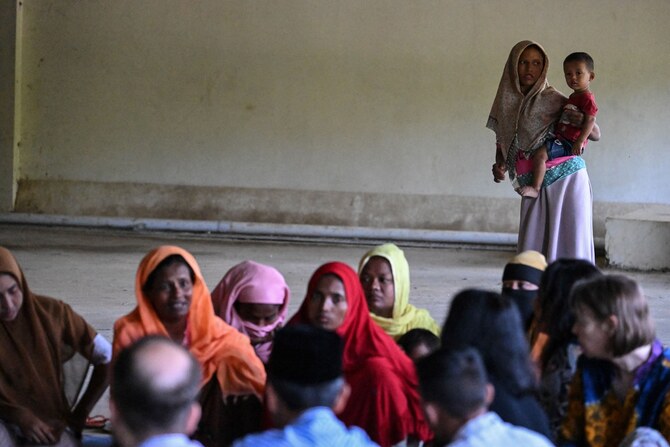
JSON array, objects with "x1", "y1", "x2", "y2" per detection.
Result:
[{"x1": 519, "y1": 52, "x2": 598, "y2": 198}]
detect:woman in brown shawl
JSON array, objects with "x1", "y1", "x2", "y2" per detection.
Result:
[
  {"x1": 0, "y1": 246, "x2": 111, "y2": 447},
  {"x1": 488, "y1": 40, "x2": 600, "y2": 263}
]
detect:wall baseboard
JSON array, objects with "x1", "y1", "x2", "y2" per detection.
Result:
[{"x1": 14, "y1": 179, "x2": 668, "y2": 239}]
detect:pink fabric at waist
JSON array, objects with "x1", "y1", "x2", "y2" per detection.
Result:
[{"x1": 516, "y1": 154, "x2": 576, "y2": 176}]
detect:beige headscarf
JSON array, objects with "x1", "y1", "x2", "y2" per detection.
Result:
[
  {"x1": 486, "y1": 40, "x2": 567, "y2": 178},
  {"x1": 358, "y1": 243, "x2": 440, "y2": 340}
]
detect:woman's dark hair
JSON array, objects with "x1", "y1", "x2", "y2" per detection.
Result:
[
  {"x1": 570, "y1": 275, "x2": 655, "y2": 357},
  {"x1": 142, "y1": 255, "x2": 195, "y2": 293},
  {"x1": 537, "y1": 259, "x2": 602, "y2": 370},
  {"x1": 440, "y1": 289, "x2": 535, "y2": 395}
]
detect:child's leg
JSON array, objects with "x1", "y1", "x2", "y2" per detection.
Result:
[{"x1": 517, "y1": 150, "x2": 547, "y2": 198}]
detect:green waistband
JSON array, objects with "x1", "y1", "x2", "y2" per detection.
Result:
[{"x1": 516, "y1": 156, "x2": 586, "y2": 188}]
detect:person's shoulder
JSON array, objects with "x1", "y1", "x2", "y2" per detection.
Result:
[
  {"x1": 232, "y1": 430, "x2": 291, "y2": 447},
  {"x1": 477, "y1": 413, "x2": 554, "y2": 447},
  {"x1": 139, "y1": 433, "x2": 205, "y2": 447},
  {"x1": 503, "y1": 424, "x2": 555, "y2": 446},
  {"x1": 344, "y1": 426, "x2": 381, "y2": 446},
  {"x1": 33, "y1": 294, "x2": 69, "y2": 313},
  {"x1": 113, "y1": 307, "x2": 142, "y2": 330}
]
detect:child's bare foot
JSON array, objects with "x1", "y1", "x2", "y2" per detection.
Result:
[{"x1": 517, "y1": 186, "x2": 539, "y2": 198}]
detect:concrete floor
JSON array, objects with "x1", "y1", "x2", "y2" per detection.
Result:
[{"x1": 2, "y1": 223, "x2": 670, "y2": 417}]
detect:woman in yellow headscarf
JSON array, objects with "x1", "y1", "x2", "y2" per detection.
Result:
[{"x1": 358, "y1": 243, "x2": 439, "y2": 340}]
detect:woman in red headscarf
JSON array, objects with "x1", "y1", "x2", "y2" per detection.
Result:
[{"x1": 289, "y1": 262, "x2": 432, "y2": 447}]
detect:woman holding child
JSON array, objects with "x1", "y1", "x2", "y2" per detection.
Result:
[{"x1": 488, "y1": 40, "x2": 599, "y2": 263}]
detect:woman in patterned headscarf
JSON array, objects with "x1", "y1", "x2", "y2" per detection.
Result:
[{"x1": 487, "y1": 40, "x2": 600, "y2": 263}]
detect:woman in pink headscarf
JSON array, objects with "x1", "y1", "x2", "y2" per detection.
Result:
[{"x1": 211, "y1": 260, "x2": 290, "y2": 363}]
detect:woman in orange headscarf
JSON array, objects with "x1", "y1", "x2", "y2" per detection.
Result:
[
  {"x1": 113, "y1": 246, "x2": 266, "y2": 447},
  {"x1": 289, "y1": 262, "x2": 432, "y2": 447}
]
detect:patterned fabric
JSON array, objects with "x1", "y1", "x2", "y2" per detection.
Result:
[
  {"x1": 516, "y1": 155, "x2": 586, "y2": 189},
  {"x1": 358, "y1": 243, "x2": 440, "y2": 339},
  {"x1": 486, "y1": 40, "x2": 566, "y2": 180},
  {"x1": 560, "y1": 340, "x2": 670, "y2": 446},
  {"x1": 538, "y1": 342, "x2": 581, "y2": 441}
]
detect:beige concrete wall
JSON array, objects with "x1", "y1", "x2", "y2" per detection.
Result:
[{"x1": 10, "y1": 1, "x2": 670, "y2": 232}]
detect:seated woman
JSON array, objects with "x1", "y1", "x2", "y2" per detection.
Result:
[
  {"x1": 358, "y1": 243, "x2": 439, "y2": 340},
  {"x1": 441, "y1": 289, "x2": 552, "y2": 439},
  {"x1": 529, "y1": 259, "x2": 601, "y2": 439},
  {"x1": 289, "y1": 262, "x2": 432, "y2": 447},
  {"x1": 0, "y1": 246, "x2": 111, "y2": 447},
  {"x1": 561, "y1": 275, "x2": 670, "y2": 446},
  {"x1": 211, "y1": 260, "x2": 290, "y2": 363},
  {"x1": 501, "y1": 250, "x2": 547, "y2": 333},
  {"x1": 113, "y1": 246, "x2": 266, "y2": 447}
]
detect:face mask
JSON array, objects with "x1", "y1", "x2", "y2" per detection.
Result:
[{"x1": 502, "y1": 288, "x2": 537, "y2": 330}]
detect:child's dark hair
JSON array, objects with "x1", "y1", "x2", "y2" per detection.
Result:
[
  {"x1": 397, "y1": 328, "x2": 440, "y2": 356},
  {"x1": 564, "y1": 52, "x2": 594, "y2": 72}
]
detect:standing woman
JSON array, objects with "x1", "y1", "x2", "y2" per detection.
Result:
[
  {"x1": 211, "y1": 260, "x2": 290, "y2": 364},
  {"x1": 488, "y1": 40, "x2": 600, "y2": 263},
  {"x1": 290, "y1": 262, "x2": 432, "y2": 447},
  {"x1": 561, "y1": 275, "x2": 670, "y2": 446},
  {"x1": 358, "y1": 243, "x2": 439, "y2": 340},
  {"x1": 113, "y1": 246, "x2": 266, "y2": 447}
]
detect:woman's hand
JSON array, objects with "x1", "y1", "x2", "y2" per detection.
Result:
[
  {"x1": 492, "y1": 162, "x2": 507, "y2": 183},
  {"x1": 562, "y1": 107, "x2": 600, "y2": 141},
  {"x1": 493, "y1": 143, "x2": 507, "y2": 182},
  {"x1": 17, "y1": 412, "x2": 63, "y2": 445}
]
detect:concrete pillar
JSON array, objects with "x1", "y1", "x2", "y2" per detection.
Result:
[{"x1": 0, "y1": 0, "x2": 19, "y2": 212}]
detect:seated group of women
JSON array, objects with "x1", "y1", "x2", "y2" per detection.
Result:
[
  {"x1": 131, "y1": 243, "x2": 436, "y2": 447},
  {"x1": 2, "y1": 242, "x2": 670, "y2": 447},
  {"x1": 479, "y1": 252, "x2": 670, "y2": 447},
  {"x1": 0, "y1": 243, "x2": 437, "y2": 447}
]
